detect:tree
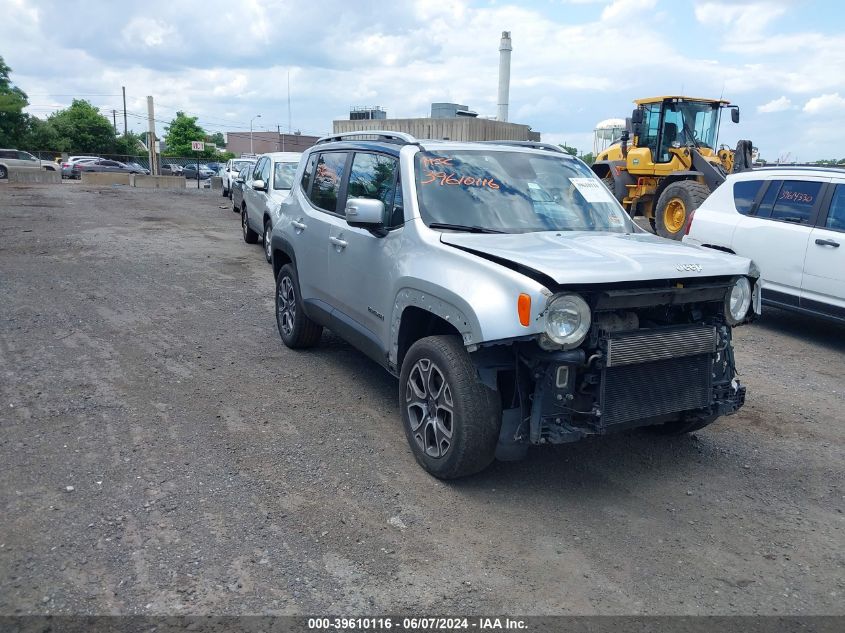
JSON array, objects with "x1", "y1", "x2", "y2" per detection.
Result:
[
  {"x1": 558, "y1": 143, "x2": 578, "y2": 156},
  {"x1": 114, "y1": 131, "x2": 144, "y2": 156},
  {"x1": 21, "y1": 116, "x2": 61, "y2": 150},
  {"x1": 164, "y1": 111, "x2": 214, "y2": 157},
  {"x1": 207, "y1": 131, "x2": 225, "y2": 148},
  {"x1": 579, "y1": 152, "x2": 595, "y2": 165},
  {"x1": 0, "y1": 56, "x2": 29, "y2": 147},
  {"x1": 48, "y1": 99, "x2": 116, "y2": 153}
]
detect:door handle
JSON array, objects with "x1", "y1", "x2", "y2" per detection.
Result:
[
  {"x1": 329, "y1": 236, "x2": 348, "y2": 249},
  {"x1": 291, "y1": 220, "x2": 307, "y2": 231},
  {"x1": 815, "y1": 238, "x2": 840, "y2": 247}
]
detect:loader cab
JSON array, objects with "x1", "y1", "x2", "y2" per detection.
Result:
[{"x1": 633, "y1": 97, "x2": 728, "y2": 164}]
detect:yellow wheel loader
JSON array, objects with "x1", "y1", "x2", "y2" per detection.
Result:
[{"x1": 591, "y1": 96, "x2": 753, "y2": 240}]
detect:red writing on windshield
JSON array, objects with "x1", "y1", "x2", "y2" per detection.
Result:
[
  {"x1": 421, "y1": 170, "x2": 500, "y2": 189},
  {"x1": 421, "y1": 157, "x2": 454, "y2": 167},
  {"x1": 779, "y1": 190, "x2": 814, "y2": 204}
]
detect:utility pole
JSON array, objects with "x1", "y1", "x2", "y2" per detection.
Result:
[
  {"x1": 122, "y1": 86, "x2": 128, "y2": 138},
  {"x1": 112, "y1": 110, "x2": 117, "y2": 134},
  {"x1": 146, "y1": 95, "x2": 157, "y2": 175},
  {"x1": 277, "y1": 125, "x2": 281, "y2": 152}
]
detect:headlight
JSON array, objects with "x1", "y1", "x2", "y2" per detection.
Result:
[
  {"x1": 544, "y1": 294, "x2": 591, "y2": 349},
  {"x1": 725, "y1": 277, "x2": 752, "y2": 325}
]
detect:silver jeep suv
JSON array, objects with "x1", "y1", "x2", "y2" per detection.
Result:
[{"x1": 270, "y1": 132, "x2": 760, "y2": 479}]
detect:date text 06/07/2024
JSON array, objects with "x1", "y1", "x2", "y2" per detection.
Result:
[{"x1": 307, "y1": 617, "x2": 528, "y2": 630}]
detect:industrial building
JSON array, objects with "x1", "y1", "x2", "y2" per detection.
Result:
[
  {"x1": 225, "y1": 131, "x2": 320, "y2": 156},
  {"x1": 333, "y1": 32, "x2": 540, "y2": 142}
]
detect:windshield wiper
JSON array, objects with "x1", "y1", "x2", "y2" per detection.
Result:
[{"x1": 428, "y1": 223, "x2": 505, "y2": 234}]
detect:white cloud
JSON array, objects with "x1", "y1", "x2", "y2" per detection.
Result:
[
  {"x1": 803, "y1": 93, "x2": 845, "y2": 114},
  {"x1": 757, "y1": 96, "x2": 792, "y2": 113},
  {"x1": 121, "y1": 17, "x2": 177, "y2": 49},
  {"x1": 601, "y1": 0, "x2": 657, "y2": 21}
]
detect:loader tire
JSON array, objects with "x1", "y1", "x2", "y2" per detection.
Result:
[{"x1": 655, "y1": 181, "x2": 710, "y2": 240}]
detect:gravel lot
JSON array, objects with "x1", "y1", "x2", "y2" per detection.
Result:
[{"x1": 1, "y1": 182, "x2": 843, "y2": 616}]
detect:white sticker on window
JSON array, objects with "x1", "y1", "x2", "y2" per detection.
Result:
[{"x1": 570, "y1": 177, "x2": 615, "y2": 203}]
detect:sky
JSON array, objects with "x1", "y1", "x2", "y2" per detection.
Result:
[{"x1": 2, "y1": 0, "x2": 845, "y2": 161}]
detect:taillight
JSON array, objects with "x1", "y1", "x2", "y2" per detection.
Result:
[{"x1": 685, "y1": 209, "x2": 696, "y2": 235}]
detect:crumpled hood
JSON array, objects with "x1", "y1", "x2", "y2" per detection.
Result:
[{"x1": 440, "y1": 230, "x2": 753, "y2": 285}]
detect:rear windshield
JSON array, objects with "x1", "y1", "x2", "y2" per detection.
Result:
[
  {"x1": 414, "y1": 150, "x2": 633, "y2": 233},
  {"x1": 232, "y1": 160, "x2": 254, "y2": 172},
  {"x1": 273, "y1": 162, "x2": 297, "y2": 190}
]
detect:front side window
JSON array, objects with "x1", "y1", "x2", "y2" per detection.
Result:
[
  {"x1": 347, "y1": 152, "x2": 401, "y2": 227},
  {"x1": 825, "y1": 184, "x2": 845, "y2": 232},
  {"x1": 309, "y1": 152, "x2": 348, "y2": 213},
  {"x1": 638, "y1": 103, "x2": 661, "y2": 159},
  {"x1": 415, "y1": 150, "x2": 633, "y2": 234},
  {"x1": 273, "y1": 161, "x2": 297, "y2": 190},
  {"x1": 260, "y1": 158, "x2": 271, "y2": 183},
  {"x1": 733, "y1": 180, "x2": 764, "y2": 215},
  {"x1": 17, "y1": 151, "x2": 36, "y2": 161}
]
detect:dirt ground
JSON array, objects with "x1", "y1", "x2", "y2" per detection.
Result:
[{"x1": 0, "y1": 181, "x2": 843, "y2": 616}]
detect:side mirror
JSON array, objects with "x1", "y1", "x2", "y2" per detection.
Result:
[
  {"x1": 731, "y1": 107, "x2": 740, "y2": 124},
  {"x1": 630, "y1": 108, "x2": 643, "y2": 137},
  {"x1": 252, "y1": 179, "x2": 267, "y2": 191},
  {"x1": 345, "y1": 197, "x2": 385, "y2": 229}
]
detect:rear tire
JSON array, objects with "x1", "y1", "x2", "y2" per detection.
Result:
[
  {"x1": 655, "y1": 181, "x2": 710, "y2": 240},
  {"x1": 263, "y1": 220, "x2": 273, "y2": 263},
  {"x1": 400, "y1": 336, "x2": 501, "y2": 479},
  {"x1": 0, "y1": 165, "x2": 7, "y2": 179},
  {"x1": 242, "y1": 208, "x2": 258, "y2": 244},
  {"x1": 275, "y1": 264, "x2": 322, "y2": 349}
]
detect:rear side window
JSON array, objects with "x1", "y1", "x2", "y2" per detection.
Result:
[
  {"x1": 309, "y1": 152, "x2": 348, "y2": 213},
  {"x1": 770, "y1": 180, "x2": 821, "y2": 224},
  {"x1": 755, "y1": 180, "x2": 821, "y2": 225},
  {"x1": 300, "y1": 153, "x2": 317, "y2": 195},
  {"x1": 0, "y1": 150, "x2": 16, "y2": 159},
  {"x1": 733, "y1": 180, "x2": 763, "y2": 215}
]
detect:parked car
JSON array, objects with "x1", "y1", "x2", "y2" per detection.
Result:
[
  {"x1": 0, "y1": 149, "x2": 60, "y2": 179},
  {"x1": 125, "y1": 162, "x2": 150, "y2": 175},
  {"x1": 268, "y1": 133, "x2": 760, "y2": 479},
  {"x1": 206, "y1": 162, "x2": 223, "y2": 174},
  {"x1": 240, "y1": 152, "x2": 302, "y2": 262},
  {"x1": 230, "y1": 166, "x2": 251, "y2": 215},
  {"x1": 684, "y1": 168, "x2": 845, "y2": 323},
  {"x1": 221, "y1": 158, "x2": 257, "y2": 198},
  {"x1": 72, "y1": 159, "x2": 144, "y2": 178},
  {"x1": 161, "y1": 163, "x2": 183, "y2": 175},
  {"x1": 61, "y1": 156, "x2": 101, "y2": 179},
  {"x1": 183, "y1": 164, "x2": 215, "y2": 180}
]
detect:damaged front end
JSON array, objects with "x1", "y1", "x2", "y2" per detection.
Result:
[{"x1": 472, "y1": 276, "x2": 753, "y2": 461}]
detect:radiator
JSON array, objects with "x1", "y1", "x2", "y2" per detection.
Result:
[{"x1": 605, "y1": 326, "x2": 717, "y2": 368}]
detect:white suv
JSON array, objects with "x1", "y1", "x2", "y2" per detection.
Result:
[
  {"x1": 221, "y1": 158, "x2": 256, "y2": 198},
  {"x1": 0, "y1": 149, "x2": 60, "y2": 179},
  {"x1": 684, "y1": 167, "x2": 844, "y2": 323}
]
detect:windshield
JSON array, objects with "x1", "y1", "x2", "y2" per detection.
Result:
[
  {"x1": 414, "y1": 150, "x2": 633, "y2": 233},
  {"x1": 273, "y1": 162, "x2": 297, "y2": 190},
  {"x1": 663, "y1": 101, "x2": 720, "y2": 149},
  {"x1": 232, "y1": 160, "x2": 254, "y2": 172}
]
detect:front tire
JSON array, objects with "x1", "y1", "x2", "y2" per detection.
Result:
[
  {"x1": 275, "y1": 264, "x2": 322, "y2": 348},
  {"x1": 0, "y1": 165, "x2": 7, "y2": 179},
  {"x1": 400, "y1": 336, "x2": 501, "y2": 479},
  {"x1": 242, "y1": 208, "x2": 258, "y2": 244},
  {"x1": 655, "y1": 181, "x2": 710, "y2": 240}
]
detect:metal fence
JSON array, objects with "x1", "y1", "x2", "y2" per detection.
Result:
[{"x1": 28, "y1": 152, "x2": 224, "y2": 169}]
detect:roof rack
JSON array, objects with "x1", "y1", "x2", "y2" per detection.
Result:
[
  {"x1": 479, "y1": 140, "x2": 570, "y2": 154},
  {"x1": 315, "y1": 130, "x2": 418, "y2": 145}
]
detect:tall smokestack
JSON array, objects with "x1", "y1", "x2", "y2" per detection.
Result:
[{"x1": 497, "y1": 31, "x2": 512, "y2": 122}]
